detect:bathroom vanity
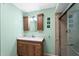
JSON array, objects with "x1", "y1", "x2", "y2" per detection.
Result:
[{"x1": 17, "y1": 37, "x2": 44, "y2": 56}]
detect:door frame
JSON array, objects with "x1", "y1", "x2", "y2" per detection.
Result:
[{"x1": 59, "y1": 13, "x2": 67, "y2": 56}]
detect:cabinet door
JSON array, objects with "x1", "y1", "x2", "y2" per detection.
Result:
[
  {"x1": 34, "y1": 44, "x2": 42, "y2": 56},
  {"x1": 17, "y1": 43, "x2": 28, "y2": 56},
  {"x1": 37, "y1": 14, "x2": 44, "y2": 31},
  {"x1": 17, "y1": 41, "x2": 28, "y2": 56},
  {"x1": 17, "y1": 44, "x2": 22, "y2": 56},
  {"x1": 23, "y1": 16, "x2": 28, "y2": 31},
  {"x1": 27, "y1": 43, "x2": 35, "y2": 56}
]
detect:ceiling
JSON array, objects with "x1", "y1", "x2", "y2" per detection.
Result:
[
  {"x1": 56, "y1": 3, "x2": 70, "y2": 13},
  {"x1": 13, "y1": 3, "x2": 70, "y2": 13},
  {"x1": 13, "y1": 3, "x2": 57, "y2": 12}
]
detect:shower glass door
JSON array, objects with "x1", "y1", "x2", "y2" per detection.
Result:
[{"x1": 67, "y1": 10, "x2": 79, "y2": 56}]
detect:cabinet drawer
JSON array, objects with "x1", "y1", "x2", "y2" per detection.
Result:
[{"x1": 17, "y1": 40, "x2": 26, "y2": 44}]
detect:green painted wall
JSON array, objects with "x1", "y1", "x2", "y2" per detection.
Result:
[
  {"x1": 67, "y1": 4, "x2": 79, "y2": 56},
  {"x1": 23, "y1": 7, "x2": 56, "y2": 55},
  {"x1": 1, "y1": 3, "x2": 23, "y2": 56}
]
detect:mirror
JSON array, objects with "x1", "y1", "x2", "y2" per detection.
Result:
[{"x1": 28, "y1": 16, "x2": 37, "y2": 32}]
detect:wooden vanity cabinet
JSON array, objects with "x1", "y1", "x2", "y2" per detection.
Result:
[
  {"x1": 37, "y1": 14, "x2": 44, "y2": 31},
  {"x1": 17, "y1": 40, "x2": 44, "y2": 56}
]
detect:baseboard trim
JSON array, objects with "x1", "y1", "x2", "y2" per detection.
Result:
[{"x1": 44, "y1": 53, "x2": 55, "y2": 56}]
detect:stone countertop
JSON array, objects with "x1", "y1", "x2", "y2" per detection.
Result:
[{"x1": 17, "y1": 37, "x2": 44, "y2": 42}]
